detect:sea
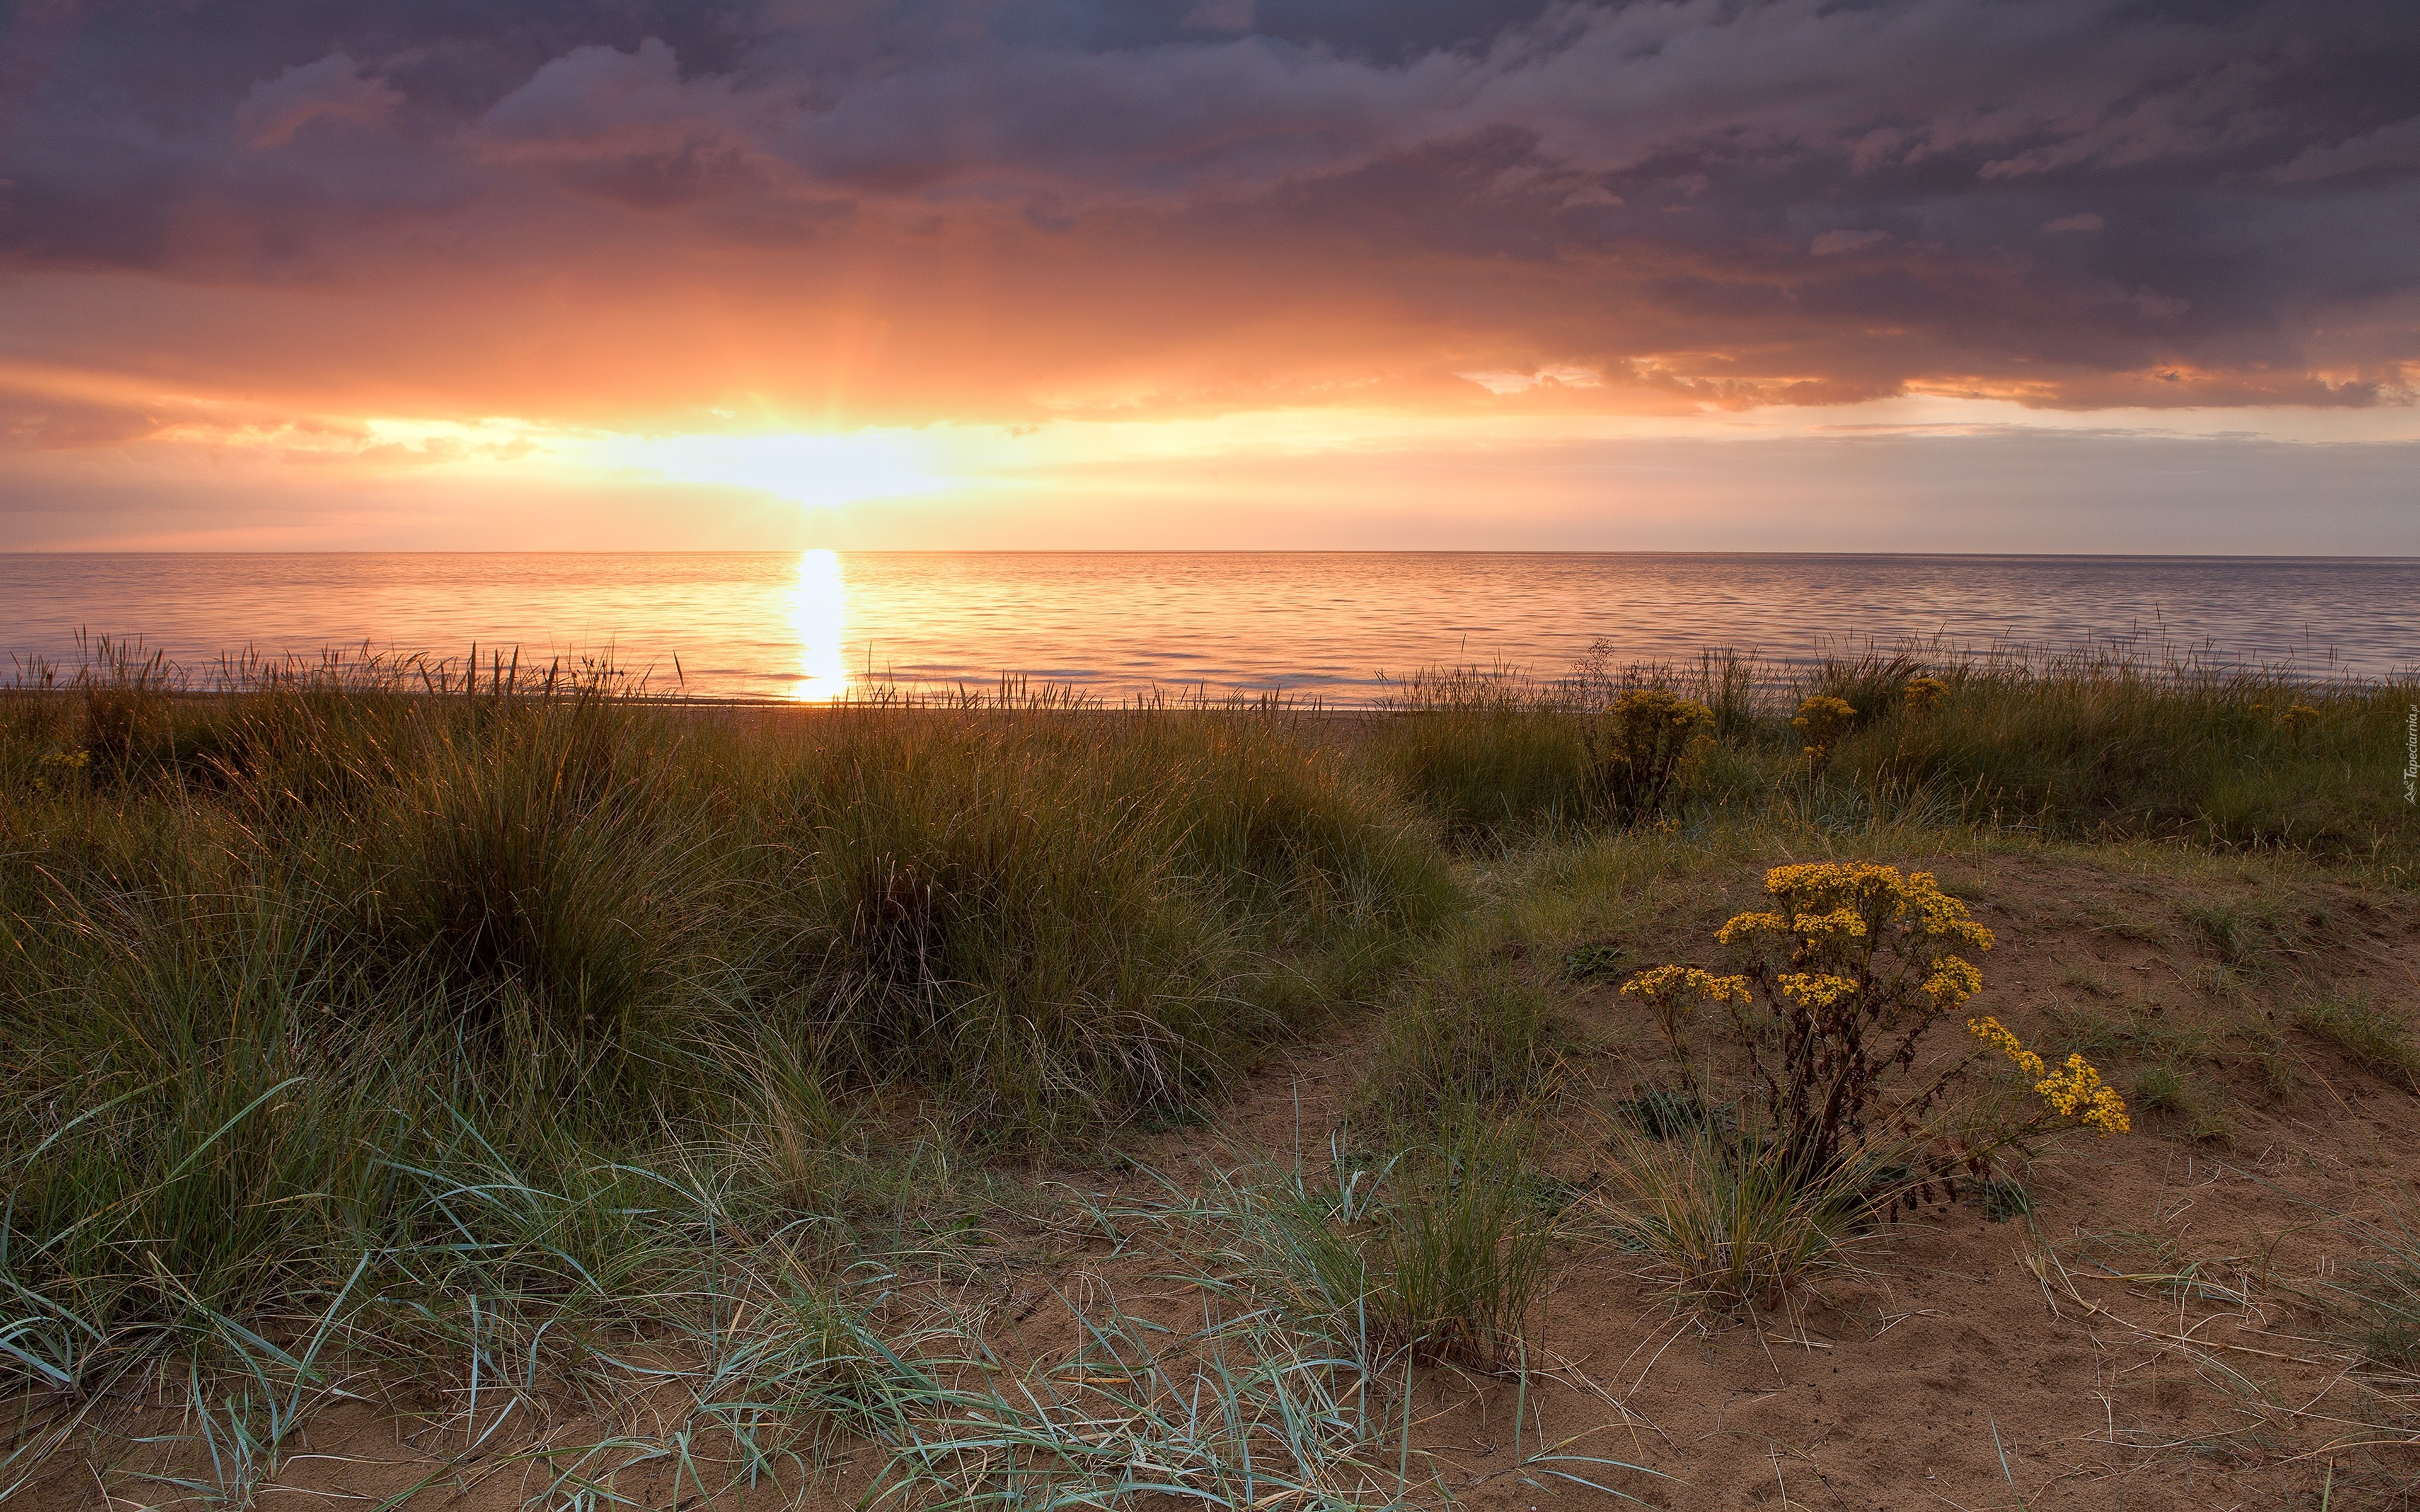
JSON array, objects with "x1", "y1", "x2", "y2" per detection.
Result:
[{"x1": 3, "y1": 553, "x2": 2413, "y2": 704}]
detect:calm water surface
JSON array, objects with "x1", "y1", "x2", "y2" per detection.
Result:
[{"x1": 3, "y1": 553, "x2": 2413, "y2": 702}]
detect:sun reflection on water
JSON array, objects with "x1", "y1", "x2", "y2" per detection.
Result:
[{"x1": 789, "y1": 548, "x2": 850, "y2": 701}]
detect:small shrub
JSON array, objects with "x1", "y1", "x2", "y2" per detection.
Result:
[
  {"x1": 1966, "y1": 1017, "x2": 2133, "y2": 1142},
  {"x1": 1623, "y1": 866, "x2": 2127, "y2": 1254},
  {"x1": 32, "y1": 746, "x2": 90, "y2": 795}
]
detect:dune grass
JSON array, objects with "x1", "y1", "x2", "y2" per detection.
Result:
[
  {"x1": 1, "y1": 656, "x2": 1455, "y2": 1433},
  {"x1": 1370, "y1": 641, "x2": 2416, "y2": 873},
  {"x1": 1593, "y1": 1122, "x2": 1879, "y2": 1323},
  {"x1": 3, "y1": 636, "x2": 2414, "y2": 1503}
]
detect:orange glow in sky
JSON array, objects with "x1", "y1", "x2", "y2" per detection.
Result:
[{"x1": 2, "y1": 4, "x2": 2414, "y2": 552}]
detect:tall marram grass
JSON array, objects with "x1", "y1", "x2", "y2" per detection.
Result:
[
  {"x1": 1829, "y1": 643, "x2": 2416, "y2": 860},
  {"x1": 761, "y1": 699, "x2": 1456, "y2": 1140},
  {"x1": 1369, "y1": 640, "x2": 2417, "y2": 872},
  {"x1": 0, "y1": 655, "x2": 1456, "y2": 1425}
]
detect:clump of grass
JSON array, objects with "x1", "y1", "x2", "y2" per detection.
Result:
[
  {"x1": 2232, "y1": 1011, "x2": 2305, "y2": 1101},
  {"x1": 1562, "y1": 939, "x2": 1630, "y2": 982},
  {"x1": 343, "y1": 686, "x2": 722, "y2": 1097},
  {"x1": 1371, "y1": 655, "x2": 1729, "y2": 837},
  {"x1": 1356, "y1": 959, "x2": 1560, "y2": 1130},
  {"x1": 1256, "y1": 1114, "x2": 1555, "y2": 1370},
  {"x1": 2057, "y1": 966, "x2": 2114, "y2": 997},
  {"x1": 2293, "y1": 992, "x2": 2420, "y2": 1090},
  {"x1": 2047, "y1": 999, "x2": 2206, "y2": 1066},
  {"x1": 2133, "y1": 1062, "x2": 2196, "y2": 1114},
  {"x1": 2334, "y1": 1201, "x2": 2420, "y2": 1380},
  {"x1": 1596, "y1": 1124, "x2": 1875, "y2": 1320},
  {"x1": 1801, "y1": 649, "x2": 1926, "y2": 735},
  {"x1": 2131, "y1": 1062, "x2": 2234, "y2": 1140},
  {"x1": 1978, "y1": 1175, "x2": 2032, "y2": 1223},
  {"x1": 1362, "y1": 1118, "x2": 1556, "y2": 1368},
  {"x1": 1369, "y1": 667, "x2": 1593, "y2": 836},
  {"x1": 1, "y1": 877, "x2": 413, "y2": 1382},
  {"x1": 2181, "y1": 898, "x2": 2326, "y2": 976},
  {"x1": 769, "y1": 702, "x2": 1455, "y2": 1142},
  {"x1": 2278, "y1": 1187, "x2": 2420, "y2": 1467},
  {"x1": 1615, "y1": 1084, "x2": 1724, "y2": 1142}
]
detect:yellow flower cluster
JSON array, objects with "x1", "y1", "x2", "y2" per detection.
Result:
[
  {"x1": 1620, "y1": 965, "x2": 1750, "y2": 1005},
  {"x1": 1922, "y1": 954, "x2": 1984, "y2": 1007},
  {"x1": 1792, "y1": 907, "x2": 1869, "y2": 941},
  {"x1": 1966, "y1": 1017, "x2": 2129, "y2": 1136},
  {"x1": 1609, "y1": 687, "x2": 1716, "y2": 731},
  {"x1": 2036, "y1": 1053, "x2": 2131, "y2": 1136},
  {"x1": 1716, "y1": 911, "x2": 1787, "y2": 944},
  {"x1": 1777, "y1": 971, "x2": 1858, "y2": 1007},
  {"x1": 1903, "y1": 676, "x2": 1949, "y2": 714},
  {"x1": 32, "y1": 747, "x2": 91, "y2": 794},
  {"x1": 1755, "y1": 863, "x2": 1996, "y2": 952},
  {"x1": 1966, "y1": 1014, "x2": 2044, "y2": 1077},
  {"x1": 1792, "y1": 694, "x2": 1858, "y2": 757}
]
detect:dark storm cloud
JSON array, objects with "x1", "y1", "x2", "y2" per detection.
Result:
[{"x1": 3, "y1": 0, "x2": 2416, "y2": 417}]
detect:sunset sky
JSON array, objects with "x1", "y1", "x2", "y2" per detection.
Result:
[{"x1": 3, "y1": 0, "x2": 2416, "y2": 552}]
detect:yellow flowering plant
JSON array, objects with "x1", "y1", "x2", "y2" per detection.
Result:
[
  {"x1": 1965, "y1": 1014, "x2": 2129, "y2": 1138},
  {"x1": 1582, "y1": 687, "x2": 1715, "y2": 825},
  {"x1": 1628, "y1": 862, "x2": 1999, "y2": 1178},
  {"x1": 1620, "y1": 964, "x2": 1749, "y2": 1096},
  {"x1": 31, "y1": 747, "x2": 92, "y2": 796},
  {"x1": 1790, "y1": 695, "x2": 1857, "y2": 773}
]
